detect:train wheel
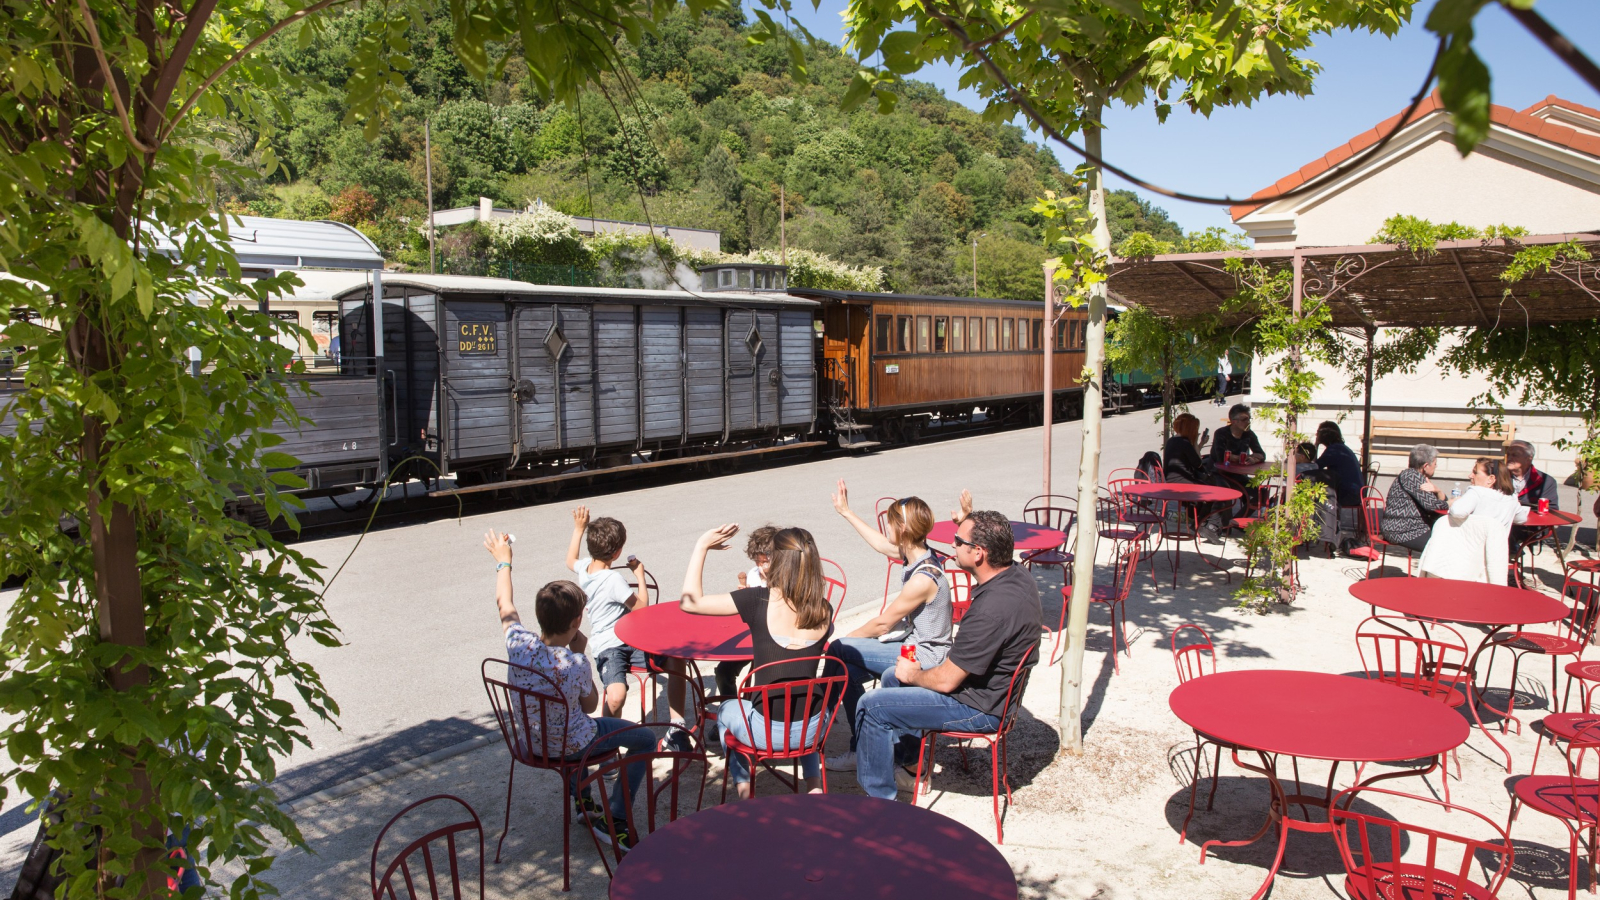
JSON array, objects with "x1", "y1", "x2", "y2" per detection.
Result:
[{"x1": 878, "y1": 418, "x2": 903, "y2": 444}]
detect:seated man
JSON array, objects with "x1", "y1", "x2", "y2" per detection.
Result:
[
  {"x1": 1506, "y1": 439, "x2": 1560, "y2": 584},
  {"x1": 854, "y1": 510, "x2": 1041, "y2": 800},
  {"x1": 1210, "y1": 403, "x2": 1265, "y2": 468}
]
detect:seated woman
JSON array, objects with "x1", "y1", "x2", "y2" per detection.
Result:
[
  {"x1": 1419, "y1": 457, "x2": 1527, "y2": 583},
  {"x1": 1314, "y1": 421, "x2": 1365, "y2": 509},
  {"x1": 680, "y1": 525, "x2": 835, "y2": 800},
  {"x1": 822, "y1": 482, "x2": 953, "y2": 772},
  {"x1": 1163, "y1": 413, "x2": 1207, "y2": 484},
  {"x1": 1381, "y1": 444, "x2": 1450, "y2": 553}
]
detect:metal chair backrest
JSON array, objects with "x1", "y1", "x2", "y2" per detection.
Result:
[
  {"x1": 1360, "y1": 485, "x2": 1385, "y2": 540},
  {"x1": 1107, "y1": 475, "x2": 1157, "y2": 518},
  {"x1": 1554, "y1": 720, "x2": 1600, "y2": 828},
  {"x1": 875, "y1": 497, "x2": 897, "y2": 539},
  {"x1": 609, "y1": 564, "x2": 659, "y2": 605},
  {"x1": 481, "y1": 658, "x2": 578, "y2": 768},
  {"x1": 991, "y1": 659, "x2": 1036, "y2": 737},
  {"x1": 944, "y1": 558, "x2": 975, "y2": 623},
  {"x1": 1354, "y1": 617, "x2": 1470, "y2": 704},
  {"x1": 1022, "y1": 495, "x2": 1077, "y2": 544},
  {"x1": 734, "y1": 655, "x2": 848, "y2": 761},
  {"x1": 1111, "y1": 544, "x2": 1141, "y2": 601},
  {"x1": 1557, "y1": 578, "x2": 1600, "y2": 646},
  {"x1": 1328, "y1": 786, "x2": 1511, "y2": 900},
  {"x1": 821, "y1": 558, "x2": 848, "y2": 622},
  {"x1": 1107, "y1": 467, "x2": 1144, "y2": 484},
  {"x1": 575, "y1": 724, "x2": 709, "y2": 878},
  {"x1": 370, "y1": 794, "x2": 484, "y2": 900},
  {"x1": 1171, "y1": 624, "x2": 1216, "y2": 685}
]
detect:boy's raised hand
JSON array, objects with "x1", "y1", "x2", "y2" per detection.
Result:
[
  {"x1": 571, "y1": 506, "x2": 590, "y2": 531},
  {"x1": 698, "y1": 523, "x2": 739, "y2": 551},
  {"x1": 484, "y1": 529, "x2": 513, "y2": 564}
]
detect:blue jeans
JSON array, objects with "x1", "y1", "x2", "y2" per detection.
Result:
[
  {"x1": 565, "y1": 716, "x2": 656, "y2": 817},
  {"x1": 832, "y1": 637, "x2": 904, "y2": 752},
  {"x1": 718, "y1": 700, "x2": 828, "y2": 785},
  {"x1": 855, "y1": 669, "x2": 999, "y2": 800}
]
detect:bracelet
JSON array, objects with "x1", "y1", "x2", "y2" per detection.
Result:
[{"x1": 496, "y1": 562, "x2": 512, "y2": 572}]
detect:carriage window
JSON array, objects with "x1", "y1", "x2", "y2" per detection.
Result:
[
  {"x1": 985, "y1": 317, "x2": 998, "y2": 351},
  {"x1": 875, "y1": 315, "x2": 891, "y2": 353},
  {"x1": 915, "y1": 316, "x2": 931, "y2": 353},
  {"x1": 720, "y1": 269, "x2": 734, "y2": 287},
  {"x1": 312, "y1": 311, "x2": 338, "y2": 357},
  {"x1": 950, "y1": 317, "x2": 964, "y2": 352},
  {"x1": 969, "y1": 318, "x2": 982, "y2": 351},
  {"x1": 1033, "y1": 319, "x2": 1043, "y2": 349},
  {"x1": 1016, "y1": 318, "x2": 1028, "y2": 351},
  {"x1": 896, "y1": 316, "x2": 912, "y2": 353},
  {"x1": 933, "y1": 317, "x2": 948, "y2": 353},
  {"x1": 1056, "y1": 321, "x2": 1067, "y2": 350},
  {"x1": 1066, "y1": 320, "x2": 1078, "y2": 349},
  {"x1": 1001, "y1": 318, "x2": 1014, "y2": 351}
]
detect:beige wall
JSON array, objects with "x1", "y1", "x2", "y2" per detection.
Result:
[{"x1": 1238, "y1": 117, "x2": 1598, "y2": 481}]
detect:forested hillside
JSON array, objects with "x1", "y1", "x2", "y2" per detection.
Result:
[{"x1": 230, "y1": 5, "x2": 1192, "y2": 298}]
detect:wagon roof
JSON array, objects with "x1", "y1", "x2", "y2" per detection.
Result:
[
  {"x1": 331, "y1": 273, "x2": 819, "y2": 309},
  {"x1": 787, "y1": 287, "x2": 1048, "y2": 309}
]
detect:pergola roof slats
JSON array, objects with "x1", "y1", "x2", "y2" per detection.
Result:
[{"x1": 1108, "y1": 232, "x2": 1600, "y2": 327}]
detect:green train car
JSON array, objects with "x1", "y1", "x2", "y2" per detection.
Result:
[{"x1": 1106, "y1": 350, "x2": 1251, "y2": 413}]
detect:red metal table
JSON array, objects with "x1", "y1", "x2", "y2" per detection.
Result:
[
  {"x1": 1526, "y1": 509, "x2": 1582, "y2": 528},
  {"x1": 927, "y1": 519, "x2": 1066, "y2": 552},
  {"x1": 609, "y1": 793, "x2": 1018, "y2": 900},
  {"x1": 1213, "y1": 461, "x2": 1272, "y2": 478},
  {"x1": 613, "y1": 603, "x2": 752, "y2": 662},
  {"x1": 1119, "y1": 483, "x2": 1242, "y2": 585},
  {"x1": 1348, "y1": 576, "x2": 1567, "y2": 770},
  {"x1": 1169, "y1": 669, "x2": 1469, "y2": 900}
]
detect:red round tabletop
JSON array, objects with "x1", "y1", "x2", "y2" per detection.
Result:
[
  {"x1": 1526, "y1": 509, "x2": 1581, "y2": 528},
  {"x1": 609, "y1": 793, "x2": 1017, "y2": 900},
  {"x1": 1120, "y1": 482, "x2": 1242, "y2": 504},
  {"x1": 927, "y1": 519, "x2": 1065, "y2": 551},
  {"x1": 1170, "y1": 670, "x2": 1469, "y2": 762},
  {"x1": 1214, "y1": 461, "x2": 1272, "y2": 477},
  {"x1": 613, "y1": 604, "x2": 752, "y2": 662},
  {"x1": 1348, "y1": 577, "x2": 1568, "y2": 626}
]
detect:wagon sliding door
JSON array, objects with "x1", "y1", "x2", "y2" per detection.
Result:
[
  {"x1": 510, "y1": 304, "x2": 559, "y2": 453},
  {"x1": 640, "y1": 306, "x2": 686, "y2": 442},
  {"x1": 778, "y1": 310, "x2": 815, "y2": 430},
  {"x1": 685, "y1": 307, "x2": 724, "y2": 439},
  {"x1": 442, "y1": 300, "x2": 512, "y2": 469},
  {"x1": 593, "y1": 304, "x2": 638, "y2": 447},
  {"x1": 554, "y1": 305, "x2": 595, "y2": 450},
  {"x1": 726, "y1": 309, "x2": 759, "y2": 433}
]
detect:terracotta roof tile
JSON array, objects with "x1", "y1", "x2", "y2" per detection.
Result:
[{"x1": 1232, "y1": 92, "x2": 1600, "y2": 222}]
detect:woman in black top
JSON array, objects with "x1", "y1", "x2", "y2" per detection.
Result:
[
  {"x1": 681, "y1": 525, "x2": 835, "y2": 799},
  {"x1": 1163, "y1": 413, "x2": 1207, "y2": 484}
]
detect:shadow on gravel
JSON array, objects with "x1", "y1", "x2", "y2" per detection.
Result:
[{"x1": 273, "y1": 715, "x2": 498, "y2": 804}]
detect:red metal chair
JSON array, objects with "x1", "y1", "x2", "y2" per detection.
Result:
[
  {"x1": 911, "y1": 660, "x2": 1035, "y2": 844},
  {"x1": 1354, "y1": 616, "x2": 1475, "y2": 802},
  {"x1": 1062, "y1": 545, "x2": 1140, "y2": 669},
  {"x1": 1329, "y1": 786, "x2": 1512, "y2": 900},
  {"x1": 1482, "y1": 577, "x2": 1600, "y2": 736},
  {"x1": 1357, "y1": 486, "x2": 1417, "y2": 578},
  {"x1": 1097, "y1": 486, "x2": 1158, "y2": 588},
  {"x1": 1020, "y1": 494, "x2": 1076, "y2": 584},
  {"x1": 821, "y1": 557, "x2": 848, "y2": 623},
  {"x1": 945, "y1": 557, "x2": 975, "y2": 625},
  {"x1": 614, "y1": 565, "x2": 664, "y2": 722},
  {"x1": 481, "y1": 659, "x2": 619, "y2": 890},
  {"x1": 574, "y1": 723, "x2": 709, "y2": 879},
  {"x1": 1171, "y1": 624, "x2": 1227, "y2": 844},
  {"x1": 876, "y1": 497, "x2": 905, "y2": 614},
  {"x1": 370, "y1": 794, "x2": 484, "y2": 900},
  {"x1": 1230, "y1": 480, "x2": 1285, "y2": 575},
  {"x1": 721, "y1": 655, "x2": 848, "y2": 800},
  {"x1": 1510, "y1": 717, "x2": 1600, "y2": 899}
]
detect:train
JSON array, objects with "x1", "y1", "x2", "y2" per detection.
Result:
[{"x1": 0, "y1": 263, "x2": 1098, "y2": 511}]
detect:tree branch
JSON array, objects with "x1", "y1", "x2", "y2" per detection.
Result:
[
  {"x1": 1501, "y1": 3, "x2": 1600, "y2": 96},
  {"x1": 162, "y1": 0, "x2": 356, "y2": 141},
  {"x1": 967, "y1": 9, "x2": 1032, "y2": 51},
  {"x1": 73, "y1": 0, "x2": 157, "y2": 154},
  {"x1": 143, "y1": 0, "x2": 220, "y2": 138}
]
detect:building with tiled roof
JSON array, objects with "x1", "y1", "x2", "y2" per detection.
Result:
[{"x1": 1235, "y1": 92, "x2": 1600, "y2": 479}]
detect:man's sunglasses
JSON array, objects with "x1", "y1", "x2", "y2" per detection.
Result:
[{"x1": 951, "y1": 533, "x2": 975, "y2": 548}]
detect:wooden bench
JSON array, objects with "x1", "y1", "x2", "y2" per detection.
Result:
[{"x1": 1368, "y1": 419, "x2": 1516, "y2": 460}]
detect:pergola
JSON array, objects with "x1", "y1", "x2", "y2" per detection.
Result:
[{"x1": 1105, "y1": 231, "x2": 1600, "y2": 468}]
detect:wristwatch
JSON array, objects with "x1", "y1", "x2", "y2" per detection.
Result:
[{"x1": 496, "y1": 562, "x2": 512, "y2": 572}]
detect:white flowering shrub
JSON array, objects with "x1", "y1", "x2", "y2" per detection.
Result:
[
  {"x1": 487, "y1": 206, "x2": 590, "y2": 266},
  {"x1": 684, "y1": 248, "x2": 885, "y2": 293}
]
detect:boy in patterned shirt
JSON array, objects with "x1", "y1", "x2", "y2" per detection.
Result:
[{"x1": 485, "y1": 530, "x2": 655, "y2": 849}]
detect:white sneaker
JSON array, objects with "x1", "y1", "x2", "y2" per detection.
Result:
[
  {"x1": 824, "y1": 750, "x2": 857, "y2": 772},
  {"x1": 894, "y1": 765, "x2": 930, "y2": 796}
]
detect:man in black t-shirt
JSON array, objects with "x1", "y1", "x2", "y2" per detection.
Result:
[
  {"x1": 854, "y1": 510, "x2": 1041, "y2": 801},
  {"x1": 1210, "y1": 403, "x2": 1265, "y2": 468}
]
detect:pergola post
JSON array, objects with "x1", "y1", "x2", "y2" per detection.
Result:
[
  {"x1": 1361, "y1": 325, "x2": 1376, "y2": 474},
  {"x1": 1042, "y1": 260, "x2": 1058, "y2": 498}
]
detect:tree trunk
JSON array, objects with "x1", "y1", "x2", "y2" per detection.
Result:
[
  {"x1": 1058, "y1": 101, "x2": 1109, "y2": 756},
  {"x1": 1161, "y1": 343, "x2": 1174, "y2": 444}
]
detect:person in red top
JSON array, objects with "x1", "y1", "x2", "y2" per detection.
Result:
[{"x1": 1506, "y1": 440, "x2": 1561, "y2": 585}]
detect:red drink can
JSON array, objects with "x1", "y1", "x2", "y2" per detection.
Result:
[
  {"x1": 1539, "y1": 498, "x2": 1550, "y2": 514},
  {"x1": 1225, "y1": 450, "x2": 1233, "y2": 465},
  {"x1": 900, "y1": 642, "x2": 917, "y2": 661}
]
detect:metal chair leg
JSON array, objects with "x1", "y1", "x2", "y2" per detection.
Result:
[{"x1": 495, "y1": 760, "x2": 516, "y2": 864}]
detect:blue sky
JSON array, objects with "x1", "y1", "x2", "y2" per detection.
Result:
[{"x1": 774, "y1": 0, "x2": 1600, "y2": 234}]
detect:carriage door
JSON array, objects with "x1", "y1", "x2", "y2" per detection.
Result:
[
  {"x1": 510, "y1": 303, "x2": 559, "y2": 453},
  {"x1": 640, "y1": 306, "x2": 686, "y2": 442},
  {"x1": 726, "y1": 309, "x2": 761, "y2": 432},
  {"x1": 821, "y1": 303, "x2": 860, "y2": 409}
]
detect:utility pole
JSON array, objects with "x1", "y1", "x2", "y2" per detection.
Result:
[
  {"x1": 972, "y1": 235, "x2": 979, "y2": 296},
  {"x1": 779, "y1": 184, "x2": 787, "y2": 266},
  {"x1": 425, "y1": 118, "x2": 436, "y2": 274}
]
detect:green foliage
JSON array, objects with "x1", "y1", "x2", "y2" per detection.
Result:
[
  {"x1": 1106, "y1": 305, "x2": 1231, "y2": 437},
  {"x1": 1221, "y1": 259, "x2": 1334, "y2": 610},
  {"x1": 0, "y1": 0, "x2": 694, "y2": 894},
  {"x1": 1369, "y1": 214, "x2": 1527, "y2": 251}
]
